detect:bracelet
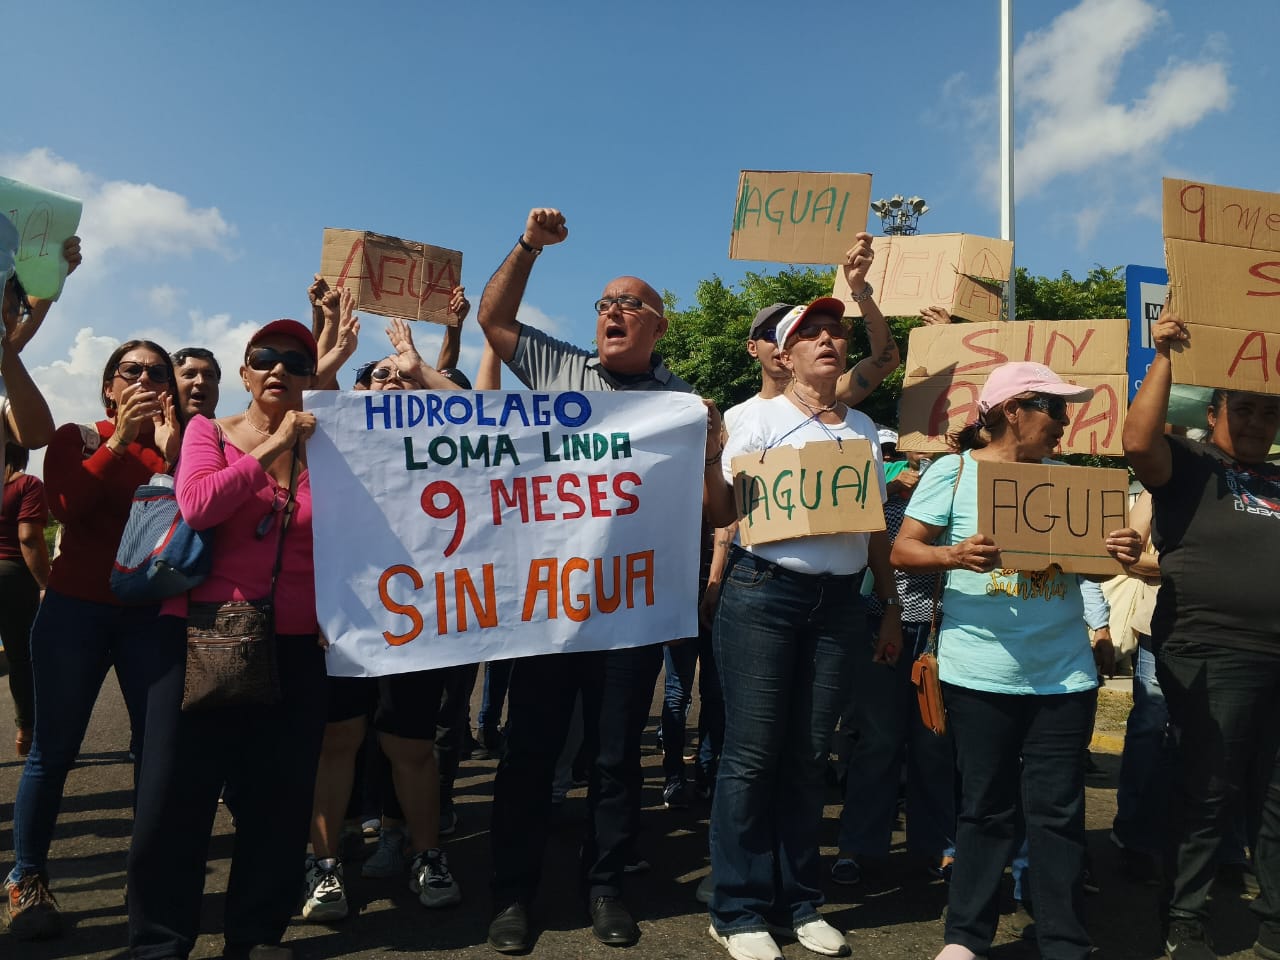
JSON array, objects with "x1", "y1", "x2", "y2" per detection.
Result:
[
  {"x1": 105, "y1": 439, "x2": 126, "y2": 458},
  {"x1": 850, "y1": 281, "x2": 874, "y2": 303},
  {"x1": 705, "y1": 449, "x2": 723, "y2": 466},
  {"x1": 516, "y1": 236, "x2": 542, "y2": 256}
]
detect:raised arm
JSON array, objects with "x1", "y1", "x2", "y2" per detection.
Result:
[
  {"x1": 474, "y1": 339, "x2": 503, "y2": 391},
  {"x1": 1122, "y1": 308, "x2": 1187, "y2": 489},
  {"x1": 8, "y1": 236, "x2": 82, "y2": 354},
  {"x1": 477, "y1": 208, "x2": 568, "y2": 362},
  {"x1": 385, "y1": 317, "x2": 462, "y2": 390},
  {"x1": 836, "y1": 232, "x2": 900, "y2": 407},
  {"x1": 315, "y1": 287, "x2": 361, "y2": 389},
  {"x1": 435, "y1": 286, "x2": 470, "y2": 372}
]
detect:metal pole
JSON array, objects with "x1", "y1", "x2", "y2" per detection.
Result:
[{"x1": 1000, "y1": 0, "x2": 1016, "y2": 320}]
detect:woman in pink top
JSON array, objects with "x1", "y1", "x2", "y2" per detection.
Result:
[{"x1": 127, "y1": 319, "x2": 325, "y2": 960}]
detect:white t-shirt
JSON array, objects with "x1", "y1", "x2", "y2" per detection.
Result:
[
  {"x1": 721, "y1": 395, "x2": 886, "y2": 575},
  {"x1": 722, "y1": 393, "x2": 768, "y2": 438}
]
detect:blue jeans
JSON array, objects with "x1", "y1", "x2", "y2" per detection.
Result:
[
  {"x1": 709, "y1": 548, "x2": 866, "y2": 936},
  {"x1": 838, "y1": 618, "x2": 956, "y2": 860},
  {"x1": 478, "y1": 659, "x2": 511, "y2": 733},
  {"x1": 8, "y1": 590, "x2": 164, "y2": 882},
  {"x1": 660, "y1": 629, "x2": 723, "y2": 785},
  {"x1": 1157, "y1": 639, "x2": 1280, "y2": 932},
  {"x1": 943, "y1": 682, "x2": 1096, "y2": 960},
  {"x1": 1113, "y1": 642, "x2": 1172, "y2": 854}
]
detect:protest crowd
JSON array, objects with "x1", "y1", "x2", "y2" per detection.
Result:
[{"x1": 1, "y1": 191, "x2": 1279, "y2": 960}]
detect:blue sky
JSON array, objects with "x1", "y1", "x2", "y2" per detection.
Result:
[{"x1": 3, "y1": 0, "x2": 1275, "y2": 436}]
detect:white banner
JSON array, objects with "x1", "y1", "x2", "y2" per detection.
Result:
[{"x1": 306, "y1": 389, "x2": 707, "y2": 676}]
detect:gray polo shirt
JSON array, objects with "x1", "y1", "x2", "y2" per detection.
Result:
[{"x1": 510, "y1": 325, "x2": 693, "y2": 395}]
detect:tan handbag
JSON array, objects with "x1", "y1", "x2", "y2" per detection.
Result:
[
  {"x1": 912, "y1": 457, "x2": 964, "y2": 737},
  {"x1": 180, "y1": 446, "x2": 299, "y2": 712}
]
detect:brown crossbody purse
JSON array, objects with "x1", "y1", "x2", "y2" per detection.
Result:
[
  {"x1": 181, "y1": 445, "x2": 300, "y2": 712},
  {"x1": 911, "y1": 456, "x2": 964, "y2": 737}
]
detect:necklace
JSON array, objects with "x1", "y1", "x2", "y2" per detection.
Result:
[
  {"x1": 243, "y1": 411, "x2": 275, "y2": 438},
  {"x1": 790, "y1": 388, "x2": 839, "y2": 419}
]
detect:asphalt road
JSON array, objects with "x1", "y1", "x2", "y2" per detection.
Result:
[{"x1": 0, "y1": 670, "x2": 1261, "y2": 960}]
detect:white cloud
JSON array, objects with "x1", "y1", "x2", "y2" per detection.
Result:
[
  {"x1": 517, "y1": 303, "x2": 565, "y2": 337},
  {"x1": 0, "y1": 148, "x2": 234, "y2": 263},
  {"x1": 1013, "y1": 0, "x2": 1231, "y2": 197},
  {"x1": 147, "y1": 284, "x2": 183, "y2": 316},
  {"x1": 934, "y1": 0, "x2": 1231, "y2": 209}
]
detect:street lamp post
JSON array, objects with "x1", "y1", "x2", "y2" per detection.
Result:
[{"x1": 869, "y1": 195, "x2": 929, "y2": 236}]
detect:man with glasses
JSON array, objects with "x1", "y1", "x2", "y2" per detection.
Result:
[
  {"x1": 170, "y1": 347, "x2": 222, "y2": 422},
  {"x1": 476, "y1": 207, "x2": 719, "y2": 953}
]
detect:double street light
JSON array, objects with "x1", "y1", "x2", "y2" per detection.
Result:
[{"x1": 869, "y1": 195, "x2": 929, "y2": 235}]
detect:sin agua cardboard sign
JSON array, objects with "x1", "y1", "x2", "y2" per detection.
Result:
[{"x1": 320, "y1": 228, "x2": 463, "y2": 326}]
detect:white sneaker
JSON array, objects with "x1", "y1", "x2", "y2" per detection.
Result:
[
  {"x1": 362, "y1": 826, "x2": 407, "y2": 878},
  {"x1": 794, "y1": 917, "x2": 851, "y2": 957},
  {"x1": 302, "y1": 858, "x2": 348, "y2": 922},
  {"x1": 708, "y1": 924, "x2": 783, "y2": 960},
  {"x1": 410, "y1": 849, "x2": 461, "y2": 908}
]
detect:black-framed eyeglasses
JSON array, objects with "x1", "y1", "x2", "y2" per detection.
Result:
[
  {"x1": 371, "y1": 365, "x2": 423, "y2": 388},
  {"x1": 1019, "y1": 395, "x2": 1069, "y2": 420},
  {"x1": 256, "y1": 486, "x2": 292, "y2": 539},
  {"x1": 594, "y1": 295, "x2": 663, "y2": 318},
  {"x1": 246, "y1": 347, "x2": 315, "y2": 377},
  {"x1": 792, "y1": 321, "x2": 850, "y2": 342},
  {"x1": 115, "y1": 361, "x2": 172, "y2": 383}
]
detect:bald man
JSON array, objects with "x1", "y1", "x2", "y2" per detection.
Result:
[{"x1": 476, "y1": 208, "x2": 712, "y2": 953}]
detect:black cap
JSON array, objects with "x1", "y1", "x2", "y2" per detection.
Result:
[{"x1": 749, "y1": 303, "x2": 794, "y2": 340}]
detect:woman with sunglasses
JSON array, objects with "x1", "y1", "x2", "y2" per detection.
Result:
[
  {"x1": 6, "y1": 340, "x2": 180, "y2": 940},
  {"x1": 892, "y1": 362, "x2": 1141, "y2": 960},
  {"x1": 127, "y1": 320, "x2": 325, "y2": 960},
  {"x1": 701, "y1": 289, "x2": 899, "y2": 960}
]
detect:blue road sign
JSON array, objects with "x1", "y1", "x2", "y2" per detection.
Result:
[{"x1": 1125, "y1": 264, "x2": 1168, "y2": 401}]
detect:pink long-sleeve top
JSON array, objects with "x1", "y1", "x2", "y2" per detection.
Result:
[{"x1": 161, "y1": 414, "x2": 317, "y2": 635}]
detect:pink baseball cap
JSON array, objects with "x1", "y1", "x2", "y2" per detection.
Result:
[
  {"x1": 774, "y1": 297, "x2": 848, "y2": 348},
  {"x1": 978, "y1": 361, "x2": 1093, "y2": 414}
]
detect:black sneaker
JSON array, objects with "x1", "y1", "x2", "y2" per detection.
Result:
[
  {"x1": 1165, "y1": 918, "x2": 1216, "y2": 960},
  {"x1": 663, "y1": 779, "x2": 690, "y2": 810}
]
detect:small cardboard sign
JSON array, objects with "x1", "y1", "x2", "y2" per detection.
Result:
[
  {"x1": 832, "y1": 233, "x2": 1012, "y2": 322},
  {"x1": 976, "y1": 460, "x2": 1129, "y2": 576},
  {"x1": 896, "y1": 320, "x2": 1129, "y2": 455},
  {"x1": 731, "y1": 439, "x2": 885, "y2": 546},
  {"x1": 729, "y1": 171, "x2": 871, "y2": 264},
  {"x1": 0, "y1": 175, "x2": 83, "y2": 300},
  {"x1": 1162, "y1": 178, "x2": 1280, "y2": 394},
  {"x1": 320, "y1": 228, "x2": 463, "y2": 326}
]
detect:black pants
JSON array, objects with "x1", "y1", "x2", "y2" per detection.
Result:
[
  {"x1": 127, "y1": 616, "x2": 327, "y2": 959},
  {"x1": 489, "y1": 644, "x2": 664, "y2": 909},
  {"x1": 0, "y1": 559, "x2": 39, "y2": 731},
  {"x1": 437, "y1": 662, "x2": 479, "y2": 807}
]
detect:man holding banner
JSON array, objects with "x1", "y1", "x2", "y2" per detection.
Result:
[{"x1": 475, "y1": 207, "x2": 720, "y2": 952}]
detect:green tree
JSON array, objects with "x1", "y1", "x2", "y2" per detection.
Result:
[{"x1": 1014, "y1": 264, "x2": 1126, "y2": 320}]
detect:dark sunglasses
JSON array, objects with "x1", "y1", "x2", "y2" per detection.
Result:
[
  {"x1": 792, "y1": 321, "x2": 850, "y2": 342},
  {"x1": 756, "y1": 327, "x2": 778, "y2": 344},
  {"x1": 115, "y1": 362, "x2": 172, "y2": 383},
  {"x1": 256, "y1": 486, "x2": 293, "y2": 539},
  {"x1": 1019, "y1": 395, "x2": 1069, "y2": 420},
  {"x1": 246, "y1": 347, "x2": 315, "y2": 377}
]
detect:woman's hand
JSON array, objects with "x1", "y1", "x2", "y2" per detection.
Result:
[
  {"x1": 271, "y1": 409, "x2": 317, "y2": 449},
  {"x1": 1152, "y1": 308, "x2": 1188, "y2": 358},
  {"x1": 1091, "y1": 626, "x2": 1116, "y2": 678},
  {"x1": 872, "y1": 613, "x2": 903, "y2": 665},
  {"x1": 704, "y1": 399, "x2": 725, "y2": 462},
  {"x1": 1104, "y1": 527, "x2": 1143, "y2": 565},
  {"x1": 111, "y1": 382, "x2": 165, "y2": 448},
  {"x1": 842, "y1": 232, "x2": 875, "y2": 294},
  {"x1": 386, "y1": 316, "x2": 423, "y2": 360},
  {"x1": 947, "y1": 533, "x2": 1001, "y2": 573},
  {"x1": 153, "y1": 394, "x2": 182, "y2": 465},
  {"x1": 449, "y1": 286, "x2": 470, "y2": 323}
]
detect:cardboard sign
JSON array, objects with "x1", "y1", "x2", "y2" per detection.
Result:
[
  {"x1": 977, "y1": 460, "x2": 1129, "y2": 576},
  {"x1": 1169, "y1": 326, "x2": 1280, "y2": 394},
  {"x1": 1162, "y1": 178, "x2": 1280, "y2": 393},
  {"x1": 320, "y1": 228, "x2": 462, "y2": 326},
  {"x1": 729, "y1": 171, "x2": 870, "y2": 264},
  {"x1": 897, "y1": 320, "x2": 1129, "y2": 455},
  {"x1": 731, "y1": 439, "x2": 885, "y2": 546},
  {"x1": 833, "y1": 233, "x2": 1012, "y2": 322},
  {"x1": 307, "y1": 389, "x2": 706, "y2": 677},
  {"x1": 0, "y1": 175, "x2": 83, "y2": 300}
]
